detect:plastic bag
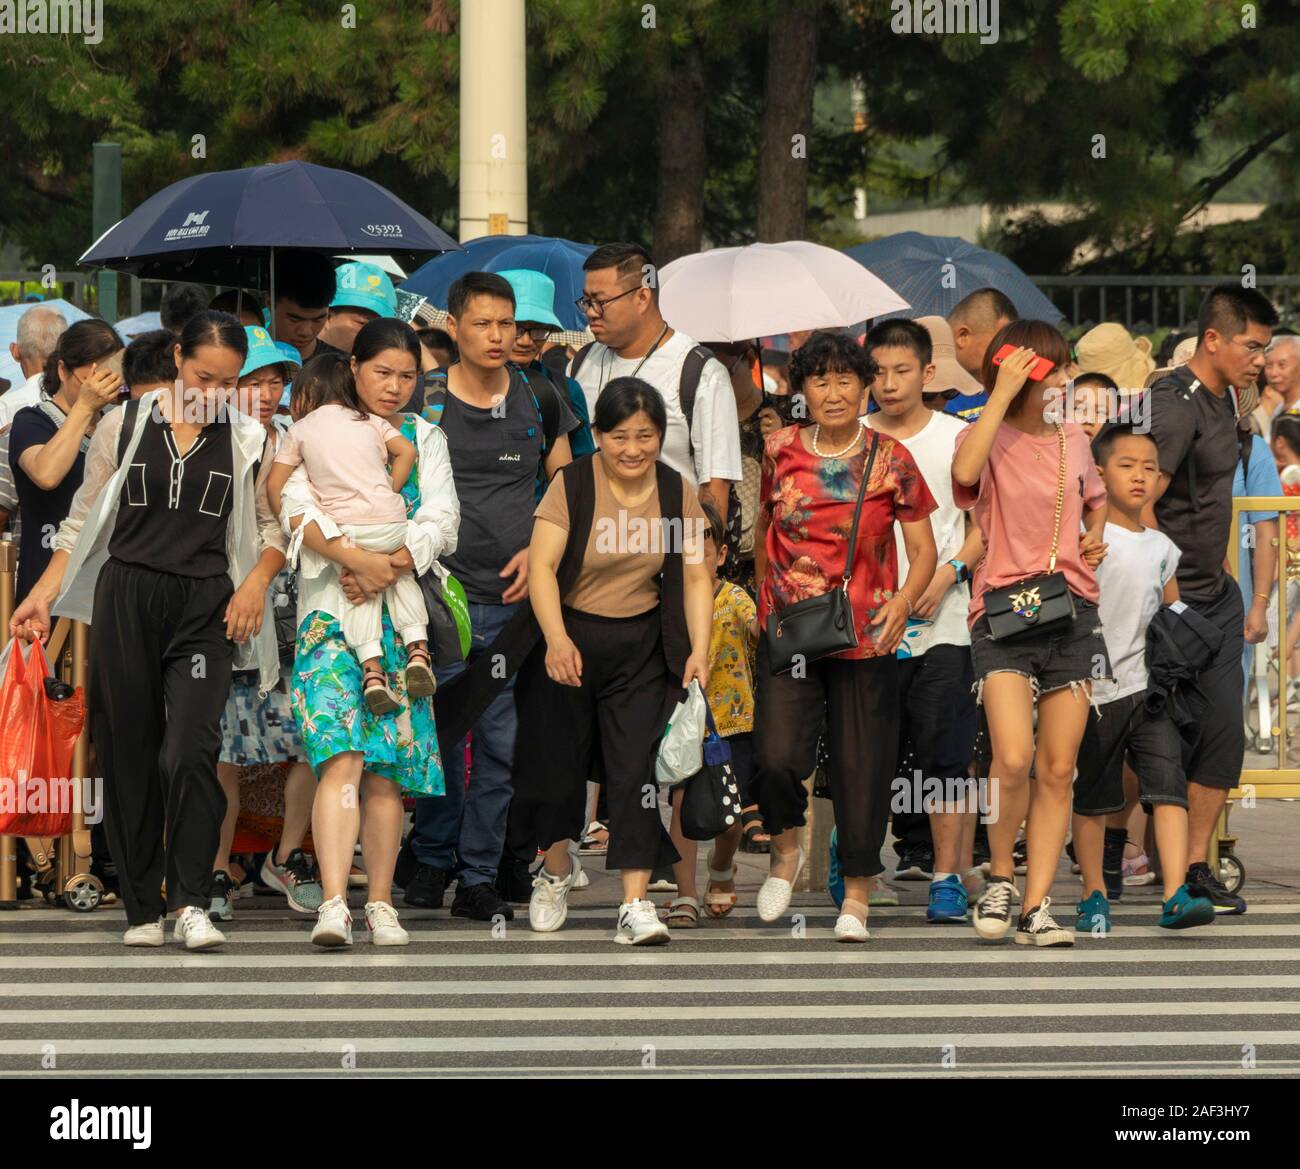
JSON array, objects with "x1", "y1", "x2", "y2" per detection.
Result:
[
  {"x1": 655, "y1": 680, "x2": 707, "y2": 786},
  {"x1": 0, "y1": 637, "x2": 86, "y2": 836}
]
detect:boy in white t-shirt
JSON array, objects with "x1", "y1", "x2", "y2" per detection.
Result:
[
  {"x1": 865, "y1": 319, "x2": 986, "y2": 924},
  {"x1": 1073, "y1": 424, "x2": 1215, "y2": 932}
]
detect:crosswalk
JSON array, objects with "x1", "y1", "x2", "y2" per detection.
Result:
[{"x1": 2, "y1": 896, "x2": 1298, "y2": 1077}]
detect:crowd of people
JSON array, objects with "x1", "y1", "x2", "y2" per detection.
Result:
[{"x1": 1, "y1": 244, "x2": 1285, "y2": 950}]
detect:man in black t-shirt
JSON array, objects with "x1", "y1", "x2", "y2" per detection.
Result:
[
  {"x1": 405, "y1": 272, "x2": 578, "y2": 923},
  {"x1": 267, "y1": 253, "x2": 341, "y2": 362},
  {"x1": 1144, "y1": 284, "x2": 1277, "y2": 915}
]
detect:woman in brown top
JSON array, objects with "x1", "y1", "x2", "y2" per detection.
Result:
[{"x1": 516, "y1": 377, "x2": 712, "y2": 945}]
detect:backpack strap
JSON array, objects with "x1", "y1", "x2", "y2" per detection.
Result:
[
  {"x1": 116, "y1": 396, "x2": 142, "y2": 465},
  {"x1": 677, "y1": 344, "x2": 713, "y2": 434},
  {"x1": 516, "y1": 366, "x2": 561, "y2": 456},
  {"x1": 570, "y1": 341, "x2": 596, "y2": 380}
]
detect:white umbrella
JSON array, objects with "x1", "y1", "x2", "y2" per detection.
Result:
[{"x1": 658, "y1": 240, "x2": 909, "y2": 342}]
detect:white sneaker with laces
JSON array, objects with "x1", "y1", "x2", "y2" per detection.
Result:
[
  {"x1": 364, "y1": 900, "x2": 409, "y2": 946},
  {"x1": 529, "y1": 859, "x2": 581, "y2": 933},
  {"x1": 972, "y1": 876, "x2": 1015, "y2": 940},
  {"x1": 312, "y1": 894, "x2": 354, "y2": 948},
  {"x1": 123, "y1": 918, "x2": 164, "y2": 947},
  {"x1": 615, "y1": 899, "x2": 671, "y2": 946},
  {"x1": 173, "y1": 906, "x2": 226, "y2": 951}
]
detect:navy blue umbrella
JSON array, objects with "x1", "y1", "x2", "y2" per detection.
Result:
[
  {"x1": 79, "y1": 161, "x2": 460, "y2": 288},
  {"x1": 843, "y1": 233, "x2": 1062, "y2": 323},
  {"x1": 402, "y1": 234, "x2": 595, "y2": 332}
]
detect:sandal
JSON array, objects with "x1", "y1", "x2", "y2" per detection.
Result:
[
  {"x1": 704, "y1": 858, "x2": 738, "y2": 918},
  {"x1": 740, "y1": 807, "x2": 770, "y2": 854},
  {"x1": 363, "y1": 667, "x2": 401, "y2": 715},
  {"x1": 1122, "y1": 851, "x2": 1158, "y2": 886},
  {"x1": 578, "y1": 820, "x2": 609, "y2": 855},
  {"x1": 404, "y1": 646, "x2": 437, "y2": 699},
  {"x1": 664, "y1": 896, "x2": 700, "y2": 929}
]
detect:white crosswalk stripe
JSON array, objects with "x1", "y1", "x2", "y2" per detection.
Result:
[{"x1": 3, "y1": 897, "x2": 1297, "y2": 1077}]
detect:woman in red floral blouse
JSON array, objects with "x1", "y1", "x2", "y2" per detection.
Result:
[{"x1": 752, "y1": 330, "x2": 938, "y2": 941}]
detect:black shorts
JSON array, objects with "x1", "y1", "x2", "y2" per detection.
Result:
[
  {"x1": 1182, "y1": 583, "x2": 1246, "y2": 790},
  {"x1": 1073, "y1": 692, "x2": 1186, "y2": 815},
  {"x1": 970, "y1": 595, "x2": 1110, "y2": 700}
]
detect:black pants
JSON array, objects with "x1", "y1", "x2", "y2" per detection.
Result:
[
  {"x1": 754, "y1": 641, "x2": 899, "y2": 879},
  {"x1": 513, "y1": 607, "x2": 678, "y2": 872},
  {"x1": 891, "y1": 644, "x2": 977, "y2": 857},
  {"x1": 89, "y1": 560, "x2": 234, "y2": 925},
  {"x1": 1184, "y1": 582, "x2": 1246, "y2": 789}
]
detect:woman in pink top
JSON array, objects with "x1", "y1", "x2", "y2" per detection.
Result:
[
  {"x1": 266, "y1": 354, "x2": 434, "y2": 713},
  {"x1": 951, "y1": 319, "x2": 1109, "y2": 949}
]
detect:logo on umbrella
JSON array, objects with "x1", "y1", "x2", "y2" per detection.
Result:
[
  {"x1": 361, "y1": 224, "x2": 404, "y2": 239},
  {"x1": 164, "y1": 210, "x2": 211, "y2": 242}
]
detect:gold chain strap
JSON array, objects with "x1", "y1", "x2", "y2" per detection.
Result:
[{"x1": 1047, "y1": 423, "x2": 1066, "y2": 573}]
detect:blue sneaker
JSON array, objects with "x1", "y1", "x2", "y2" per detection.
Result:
[
  {"x1": 1159, "y1": 883, "x2": 1216, "y2": 929},
  {"x1": 1075, "y1": 889, "x2": 1111, "y2": 934},
  {"x1": 828, "y1": 827, "x2": 844, "y2": 909},
  {"x1": 927, "y1": 874, "x2": 969, "y2": 923}
]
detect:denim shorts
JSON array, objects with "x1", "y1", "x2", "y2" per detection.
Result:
[{"x1": 970, "y1": 595, "x2": 1110, "y2": 701}]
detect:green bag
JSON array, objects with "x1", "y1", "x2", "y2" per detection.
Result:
[{"x1": 419, "y1": 566, "x2": 472, "y2": 665}]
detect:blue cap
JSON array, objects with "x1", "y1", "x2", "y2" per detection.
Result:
[
  {"x1": 331, "y1": 261, "x2": 398, "y2": 318},
  {"x1": 497, "y1": 269, "x2": 563, "y2": 330},
  {"x1": 240, "y1": 326, "x2": 300, "y2": 379}
]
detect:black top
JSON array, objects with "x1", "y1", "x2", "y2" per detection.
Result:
[
  {"x1": 437, "y1": 367, "x2": 578, "y2": 603},
  {"x1": 1148, "y1": 365, "x2": 1239, "y2": 602},
  {"x1": 8, "y1": 401, "x2": 87, "y2": 603},
  {"x1": 109, "y1": 413, "x2": 235, "y2": 578}
]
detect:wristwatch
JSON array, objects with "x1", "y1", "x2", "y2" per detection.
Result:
[{"x1": 947, "y1": 558, "x2": 969, "y2": 584}]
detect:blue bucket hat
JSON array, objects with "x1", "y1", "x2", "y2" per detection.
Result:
[
  {"x1": 331, "y1": 261, "x2": 398, "y2": 319},
  {"x1": 497, "y1": 269, "x2": 563, "y2": 330},
  {"x1": 240, "y1": 326, "x2": 301, "y2": 379}
]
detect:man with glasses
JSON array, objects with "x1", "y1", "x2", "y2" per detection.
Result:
[
  {"x1": 1143, "y1": 284, "x2": 1279, "y2": 915},
  {"x1": 571, "y1": 243, "x2": 740, "y2": 524}
]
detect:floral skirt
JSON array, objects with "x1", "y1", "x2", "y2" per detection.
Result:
[
  {"x1": 291, "y1": 609, "x2": 444, "y2": 797},
  {"x1": 220, "y1": 668, "x2": 303, "y2": 765}
]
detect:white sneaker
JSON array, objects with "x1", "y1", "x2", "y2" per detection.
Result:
[
  {"x1": 364, "y1": 900, "x2": 409, "y2": 946},
  {"x1": 972, "y1": 876, "x2": 1015, "y2": 940},
  {"x1": 756, "y1": 847, "x2": 805, "y2": 923},
  {"x1": 173, "y1": 906, "x2": 226, "y2": 951},
  {"x1": 615, "y1": 899, "x2": 671, "y2": 946},
  {"x1": 123, "y1": 918, "x2": 164, "y2": 947},
  {"x1": 529, "y1": 859, "x2": 580, "y2": 933},
  {"x1": 312, "y1": 894, "x2": 353, "y2": 948}
]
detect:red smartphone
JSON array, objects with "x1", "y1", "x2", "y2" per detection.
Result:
[{"x1": 991, "y1": 343, "x2": 1055, "y2": 382}]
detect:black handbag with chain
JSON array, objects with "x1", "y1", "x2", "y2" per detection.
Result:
[
  {"x1": 764, "y1": 431, "x2": 880, "y2": 674},
  {"x1": 983, "y1": 424, "x2": 1076, "y2": 641}
]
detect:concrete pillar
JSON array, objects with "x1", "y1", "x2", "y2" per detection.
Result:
[{"x1": 459, "y1": 0, "x2": 528, "y2": 241}]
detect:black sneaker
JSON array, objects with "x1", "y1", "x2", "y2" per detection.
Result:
[
  {"x1": 496, "y1": 857, "x2": 535, "y2": 904},
  {"x1": 1011, "y1": 836, "x2": 1027, "y2": 876},
  {"x1": 894, "y1": 844, "x2": 934, "y2": 881},
  {"x1": 451, "y1": 882, "x2": 515, "y2": 922},
  {"x1": 1015, "y1": 897, "x2": 1075, "y2": 947},
  {"x1": 972, "y1": 836, "x2": 991, "y2": 870},
  {"x1": 973, "y1": 874, "x2": 1016, "y2": 940},
  {"x1": 1102, "y1": 827, "x2": 1126, "y2": 903},
  {"x1": 1186, "y1": 861, "x2": 1247, "y2": 915},
  {"x1": 403, "y1": 864, "x2": 451, "y2": 909},
  {"x1": 393, "y1": 839, "x2": 419, "y2": 891}
]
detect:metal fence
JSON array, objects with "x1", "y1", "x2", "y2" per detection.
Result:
[{"x1": 1032, "y1": 275, "x2": 1300, "y2": 332}]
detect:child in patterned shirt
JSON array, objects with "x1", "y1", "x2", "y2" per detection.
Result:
[{"x1": 664, "y1": 495, "x2": 758, "y2": 928}]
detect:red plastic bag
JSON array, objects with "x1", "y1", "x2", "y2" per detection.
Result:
[{"x1": 0, "y1": 637, "x2": 86, "y2": 836}]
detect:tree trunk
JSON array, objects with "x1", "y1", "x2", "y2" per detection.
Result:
[
  {"x1": 757, "y1": 3, "x2": 821, "y2": 242},
  {"x1": 652, "y1": 46, "x2": 707, "y2": 265}
]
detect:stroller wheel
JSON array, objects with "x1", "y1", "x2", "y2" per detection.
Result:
[
  {"x1": 63, "y1": 874, "x2": 103, "y2": 913},
  {"x1": 1218, "y1": 853, "x2": 1245, "y2": 896}
]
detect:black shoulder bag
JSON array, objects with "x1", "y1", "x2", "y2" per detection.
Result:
[
  {"x1": 983, "y1": 423, "x2": 1075, "y2": 641},
  {"x1": 763, "y1": 431, "x2": 879, "y2": 675}
]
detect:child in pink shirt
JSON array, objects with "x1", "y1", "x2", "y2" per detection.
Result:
[{"x1": 266, "y1": 357, "x2": 434, "y2": 714}]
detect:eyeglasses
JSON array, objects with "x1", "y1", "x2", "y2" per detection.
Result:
[
  {"x1": 575, "y1": 285, "x2": 641, "y2": 318},
  {"x1": 1230, "y1": 337, "x2": 1268, "y2": 356},
  {"x1": 519, "y1": 325, "x2": 554, "y2": 343}
]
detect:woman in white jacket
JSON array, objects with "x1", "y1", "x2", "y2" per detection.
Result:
[
  {"x1": 10, "y1": 311, "x2": 286, "y2": 951},
  {"x1": 278, "y1": 318, "x2": 459, "y2": 948}
]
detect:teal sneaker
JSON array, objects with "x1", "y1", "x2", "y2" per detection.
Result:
[
  {"x1": 261, "y1": 848, "x2": 324, "y2": 914},
  {"x1": 1159, "y1": 883, "x2": 1216, "y2": 930},
  {"x1": 1075, "y1": 889, "x2": 1111, "y2": 934},
  {"x1": 828, "y1": 827, "x2": 844, "y2": 909},
  {"x1": 927, "y1": 874, "x2": 969, "y2": 923}
]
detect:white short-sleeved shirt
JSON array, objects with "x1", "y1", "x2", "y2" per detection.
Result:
[
  {"x1": 1094, "y1": 522, "x2": 1181, "y2": 703},
  {"x1": 572, "y1": 331, "x2": 742, "y2": 486},
  {"x1": 0, "y1": 373, "x2": 45, "y2": 431},
  {"x1": 867, "y1": 410, "x2": 971, "y2": 655},
  {"x1": 274, "y1": 403, "x2": 407, "y2": 526}
]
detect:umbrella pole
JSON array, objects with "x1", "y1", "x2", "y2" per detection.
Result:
[{"x1": 269, "y1": 247, "x2": 276, "y2": 341}]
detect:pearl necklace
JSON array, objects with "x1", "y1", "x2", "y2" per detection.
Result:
[{"x1": 812, "y1": 421, "x2": 864, "y2": 459}]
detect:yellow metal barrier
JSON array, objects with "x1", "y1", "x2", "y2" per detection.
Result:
[{"x1": 0, "y1": 538, "x2": 15, "y2": 906}]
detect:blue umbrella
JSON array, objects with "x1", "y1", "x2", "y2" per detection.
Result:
[
  {"x1": 79, "y1": 161, "x2": 460, "y2": 288},
  {"x1": 113, "y1": 311, "x2": 163, "y2": 338},
  {"x1": 402, "y1": 234, "x2": 595, "y2": 332},
  {"x1": 0, "y1": 298, "x2": 92, "y2": 386},
  {"x1": 843, "y1": 233, "x2": 1063, "y2": 323}
]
